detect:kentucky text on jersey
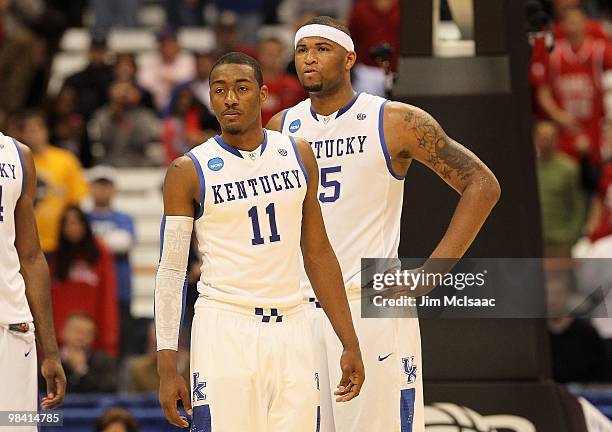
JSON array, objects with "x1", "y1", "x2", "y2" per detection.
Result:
[
  {"x1": 0, "y1": 163, "x2": 17, "y2": 179},
  {"x1": 310, "y1": 136, "x2": 367, "y2": 159},
  {"x1": 211, "y1": 170, "x2": 303, "y2": 204}
]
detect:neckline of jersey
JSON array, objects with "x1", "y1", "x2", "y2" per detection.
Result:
[
  {"x1": 213, "y1": 129, "x2": 268, "y2": 159},
  {"x1": 309, "y1": 92, "x2": 362, "y2": 122}
]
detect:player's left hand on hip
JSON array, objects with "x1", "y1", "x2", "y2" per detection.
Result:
[
  {"x1": 40, "y1": 356, "x2": 66, "y2": 410},
  {"x1": 335, "y1": 347, "x2": 365, "y2": 402}
]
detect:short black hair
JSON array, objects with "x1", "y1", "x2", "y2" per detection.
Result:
[
  {"x1": 303, "y1": 16, "x2": 351, "y2": 37},
  {"x1": 210, "y1": 52, "x2": 264, "y2": 87}
]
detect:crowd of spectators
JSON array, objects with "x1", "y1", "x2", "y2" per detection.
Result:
[{"x1": 530, "y1": 0, "x2": 612, "y2": 383}]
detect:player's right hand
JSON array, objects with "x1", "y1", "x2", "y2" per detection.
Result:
[
  {"x1": 40, "y1": 356, "x2": 66, "y2": 410},
  {"x1": 159, "y1": 372, "x2": 192, "y2": 428},
  {"x1": 335, "y1": 346, "x2": 365, "y2": 402}
]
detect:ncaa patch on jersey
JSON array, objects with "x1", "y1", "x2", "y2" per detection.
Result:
[
  {"x1": 208, "y1": 157, "x2": 224, "y2": 171},
  {"x1": 289, "y1": 119, "x2": 301, "y2": 133},
  {"x1": 357, "y1": 113, "x2": 366, "y2": 120},
  {"x1": 278, "y1": 148, "x2": 288, "y2": 156}
]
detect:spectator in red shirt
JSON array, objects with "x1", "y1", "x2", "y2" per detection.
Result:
[
  {"x1": 588, "y1": 123, "x2": 612, "y2": 242},
  {"x1": 553, "y1": 0, "x2": 609, "y2": 41},
  {"x1": 258, "y1": 37, "x2": 305, "y2": 126},
  {"x1": 535, "y1": 7, "x2": 612, "y2": 165},
  {"x1": 50, "y1": 205, "x2": 118, "y2": 357},
  {"x1": 348, "y1": 0, "x2": 400, "y2": 71}
]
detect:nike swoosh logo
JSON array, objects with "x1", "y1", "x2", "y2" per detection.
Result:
[
  {"x1": 378, "y1": 353, "x2": 393, "y2": 362},
  {"x1": 25, "y1": 349, "x2": 32, "y2": 357}
]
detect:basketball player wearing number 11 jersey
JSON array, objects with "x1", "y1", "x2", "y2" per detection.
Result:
[
  {"x1": 268, "y1": 16, "x2": 501, "y2": 432},
  {"x1": 155, "y1": 52, "x2": 365, "y2": 431}
]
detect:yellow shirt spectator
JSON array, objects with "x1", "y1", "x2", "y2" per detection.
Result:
[{"x1": 33, "y1": 147, "x2": 89, "y2": 252}]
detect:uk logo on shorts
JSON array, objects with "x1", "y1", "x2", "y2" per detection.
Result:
[
  {"x1": 402, "y1": 356, "x2": 418, "y2": 385},
  {"x1": 208, "y1": 157, "x2": 224, "y2": 171},
  {"x1": 289, "y1": 119, "x2": 301, "y2": 133},
  {"x1": 192, "y1": 372, "x2": 207, "y2": 402}
]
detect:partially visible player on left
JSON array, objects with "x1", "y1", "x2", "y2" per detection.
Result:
[{"x1": 0, "y1": 131, "x2": 66, "y2": 423}]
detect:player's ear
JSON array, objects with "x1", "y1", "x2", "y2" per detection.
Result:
[
  {"x1": 346, "y1": 51, "x2": 357, "y2": 71},
  {"x1": 260, "y1": 84, "x2": 269, "y2": 104}
]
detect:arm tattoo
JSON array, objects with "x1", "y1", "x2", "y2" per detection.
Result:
[{"x1": 404, "y1": 110, "x2": 481, "y2": 181}]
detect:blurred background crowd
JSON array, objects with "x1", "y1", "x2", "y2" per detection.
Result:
[{"x1": 1, "y1": 0, "x2": 612, "y2": 429}]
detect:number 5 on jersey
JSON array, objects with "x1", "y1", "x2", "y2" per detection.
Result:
[
  {"x1": 248, "y1": 203, "x2": 280, "y2": 245},
  {"x1": 319, "y1": 166, "x2": 341, "y2": 203}
]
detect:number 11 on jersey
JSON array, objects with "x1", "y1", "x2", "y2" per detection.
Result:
[{"x1": 248, "y1": 203, "x2": 280, "y2": 245}]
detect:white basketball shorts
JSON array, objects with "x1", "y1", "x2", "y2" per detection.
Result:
[
  {"x1": 189, "y1": 299, "x2": 320, "y2": 432},
  {"x1": 0, "y1": 323, "x2": 37, "y2": 432},
  {"x1": 305, "y1": 297, "x2": 424, "y2": 432}
]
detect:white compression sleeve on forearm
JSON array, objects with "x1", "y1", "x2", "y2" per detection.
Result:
[{"x1": 155, "y1": 215, "x2": 194, "y2": 351}]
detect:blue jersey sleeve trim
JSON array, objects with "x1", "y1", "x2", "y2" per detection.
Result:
[
  {"x1": 11, "y1": 138, "x2": 25, "y2": 197},
  {"x1": 186, "y1": 151, "x2": 205, "y2": 219},
  {"x1": 289, "y1": 136, "x2": 309, "y2": 184},
  {"x1": 280, "y1": 109, "x2": 289, "y2": 132},
  {"x1": 378, "y1": 101, "x2": 405, "y2": 181}
]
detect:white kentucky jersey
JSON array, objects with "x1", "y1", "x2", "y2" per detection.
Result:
[
  {"x1": 0, "y1": 133, "x2": 32, "y2": 325},
  {"x1": 281, "y1": 92, "x2": 404, "y2": 299},
  {"x1": 188, "y1": 129, "x2": 308, "y2": 308}
]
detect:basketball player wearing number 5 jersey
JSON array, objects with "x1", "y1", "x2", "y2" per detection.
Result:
[
  {"x1": 268, "y1": 16, "x2": 501, "y2": 432},
  {"x1": 155, "y1": 52, "x2": 364, "y2": 431},
  {"x1": 0, "y1": 133, "x2": 66, "y2": 426}
]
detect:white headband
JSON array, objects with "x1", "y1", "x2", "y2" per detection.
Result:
[{"x1": 294, "y1": 24, "x2": 355, "y2": 52}]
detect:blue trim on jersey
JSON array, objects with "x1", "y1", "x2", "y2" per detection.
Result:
[
  {"x1": 159, "y1": 216, "x2": 166, "y2": 258},
  {"x1": 192, "y1": 405, "x2": 212, "y2": 431},
  {"x1": 378, "y1": 100, "x2": 405, "y2": 181},
  {"x1": 400, "y1": 388, "x2": 415, "y2": 432},
  {"x1": 214, "y1": 135, "x2": 243, "y2": 158},
  {"x1": 316, "y1": 405, "x2": 321, "y2": 432},
  {"x1": 280, "y1": 109, "x2": 289, "y2": 132},
  {"x1": 309, "y1": 106, "x2": 318, "y2": 121},
  {"x1": 289, "y1": 137, "x2": 309, "y2": 184},
  {"x1": 260, "y1": 129, "x2": 268, "y2": 155},
  {"x1": 309, "y1": 93, "x2": 361, "y2": 122},
  {"x1": 186, "y1": 151, "x2": 205, "y2": 219},
  {"x1": 11, "y1": 138, "x2": 25, "y2": 197},
  {"x1": 335, "y1": 92, "x2": 361, "y2": 118}
]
